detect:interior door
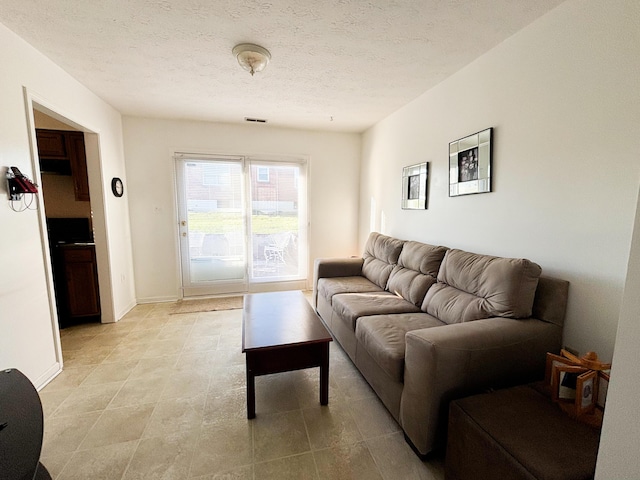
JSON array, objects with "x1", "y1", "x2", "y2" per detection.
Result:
[{"x1": 176, "y1": 155, "x2": 248, "y2": 296}]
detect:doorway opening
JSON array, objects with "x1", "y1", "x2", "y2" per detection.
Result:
[{"x1": 33, "y1": 110, "x2": 102, "y2": 329}]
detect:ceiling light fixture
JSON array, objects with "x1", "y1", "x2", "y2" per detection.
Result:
[{"x1": 232, "y1": 43, "x2": 271, "y2": 76}]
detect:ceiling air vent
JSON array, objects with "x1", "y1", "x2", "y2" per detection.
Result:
[{"x1": 244, "y1": 117, "x2": 267, "y2": 123}]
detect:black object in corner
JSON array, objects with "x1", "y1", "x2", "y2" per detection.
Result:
[{"x1": 0, "y1": 368, "x2": 52, "y2": 480}]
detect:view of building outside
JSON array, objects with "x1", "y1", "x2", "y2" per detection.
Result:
[{"x1": 184, "y1": 160, "x2": 301, "y2": 282}]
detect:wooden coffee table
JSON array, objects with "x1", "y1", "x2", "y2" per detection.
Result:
[{"x1": 242, "y1": 290, "x2": 333, "y2": 419}]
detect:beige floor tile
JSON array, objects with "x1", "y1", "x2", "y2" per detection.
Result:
[
  {"x1": 143, "y1": 394, "x2": 206, "y2": 438},
  {"x1": 42, "y1": 411, "x2": 102, "y2": 457},
  {"x1": 129, "y1": 355, "x2": 178, "y2": 381},
  {"x1": 103, "y1": 343, "x2": 152, "y2": 364},
  {"x1": 39, "y1": 388, "x2": 74, "y2": 418},
  {"x1": 62, "y1": 345, "x2": 116, "y2": 367},
  {"x1": 190, "y1": 464, "x2": 253, "y2": 479},
  {"x1": 183, "y1": 334, "x2": 220, "y2": 353},
  {"x1": 119, "y1": 328, "x2": 161, "y2": 345},
  {"x1": 302, "y1": 403, "x2": 362, "y2": 450},
  {"x1": 189, "y1": 421, "x2": 253, "y2": 477},
  {"x1": 253, "y1": 410, "x2": 311, "y2": 462},
  {"x1": 202, "y1": 387, "x2": 247, "y2": 426},
  {"x1": 123, "y1": 430, "x2": 199, "y2": 480},
  {"x1": 217, "y1": 332, "x2": 241, "y2": 349},
  {"x1": 58, "y1": 440, "x2": 138, "y2": 480},
  {"x1": 86, "y1": 330, "x2": 132, "y2": 347},
  {"x1": 108, "y1": 376, "x2": 168, "y2": 408},
  {"x1": 53, "y1": 381, "x2": 123, "y2": 417},
  {"x1": 313, "y1": 442, "x2": 383, "y2": 480},
  {"x1": 40, "y1": 452, "x2": 73, "y2": 479},
  {"x1": 190, "y1": 322, "x2": 228, "y2": 337},
  {"x1": 254, "y1": 452, "x2": 318, "y2": 480},
  {"x1": 208, "y1": 364, "x2": 246, "y2": 393},
  {"x1": 175, "y1": 352, "x2": 218, "y2": 374},
  {"x1": 211, "y1": 348, "x2": 245, "y2": 367},
  {"x1": 41, "y1": 365, "x2": 97, "y2": 392},
  {"x1": 253, "y1": 374, "x2": 302, "y2": 415},
  {"x1": 333, "y1": 371, "x2": 376, "y2": 402},
  {"x1": 124, "y1": 303, "x2": 158, "y2": 317},
  {"x1": 80, "y1": 361, "x2": 138, "y2": 386},
  {"x1": 128, "y1": 317, "x2": 170, "y2": 331},
  {"x1": 79, "y1": 404, "x2": 155, "y2": 449},
  {"x1": 348, "y1": 396, "x2": 401, "y2": 439},
  {"x1": 160, "y1": 370, "x2": 211, "y2": 399},
  {"x1": 165, "y1": 313, "x2": 199, "y2": 325},
  {"x1": 61, "y1": 321, "x2": 105, "y2": 335},
  {"x1": 366, "y1": 432, "x2": 444, "y2": 480},
  {"x1": 156, "y1": 324, "x2": 194, "y2": 341},
  {"x1": 192, "y1": 313, "x2": 242, "y2": 336},
  {"x1": 292, "y1": 369, "x2": 342, "y2": 409},
  {"x1": 145, "y1": 310, "x2": 173, "y2": 320},
  {"x1": 44, "y1": 299, "x2": 445, "y2": 480},
  {"x1": 143, "y1": 338, "x2": 188, "y2": 359}
]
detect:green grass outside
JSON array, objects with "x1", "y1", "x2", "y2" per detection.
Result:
[{"x1": 188, "y1": 212, "x2": 298, "y2": 234}]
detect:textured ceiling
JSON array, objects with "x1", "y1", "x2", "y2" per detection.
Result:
[{"x1": 0, "y1": 0, "x2": 565, "y2": 132}]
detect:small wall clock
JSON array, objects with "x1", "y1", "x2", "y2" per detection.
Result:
[{"x1": 111, "y1": 177, "x2": 124, "y2": 197}]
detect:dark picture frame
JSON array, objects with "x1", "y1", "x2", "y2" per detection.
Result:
[
  {"x1": 449, "y1": 127, "x2": 493, "y2": 196},
  {"x1": 402, "y1": 162, "x2": 428, "y2": 209}
]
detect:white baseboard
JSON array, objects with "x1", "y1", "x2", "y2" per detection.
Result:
[
  {"x1": 136, "y1": 296, "x2": 179, "y2": 305},
  {"x1": 113, "y1": 299, "x2": 138, "y2": 322},
  {"x1": 35, "y1": 362, "x2": 62, "y2": 391}
]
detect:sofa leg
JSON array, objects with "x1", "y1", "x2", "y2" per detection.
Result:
[{"x1": 403, "y1": 433, "x2": 443, "y2": 461}]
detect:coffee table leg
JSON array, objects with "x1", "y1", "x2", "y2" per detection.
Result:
[
  {"x1": 320, "y1": 342, "x2": 329, "y2": 405},
  {"x1": 246, "y1": 357, "x2": 256, "y2": 419}
]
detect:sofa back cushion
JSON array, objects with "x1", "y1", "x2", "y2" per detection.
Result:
[
  {"x1": 422, "y1": 249, "x2": 542, "y2": 324},
  {"x1": 387, "y1": 241, "x2": 448, "y2": 306},
  {"x1": 362, "y1": 232, "x2": 405, "y2": 289}
]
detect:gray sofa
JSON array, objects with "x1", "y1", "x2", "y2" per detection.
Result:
[{"x1": 313, "y1": 232, "x2": 569, "y2": 456}]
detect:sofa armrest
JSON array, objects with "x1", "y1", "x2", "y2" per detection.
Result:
[
  {"x1": 400, "y1": 317, "x2": 562, "y2": 455},
  {"x1": 313, "y1": 257, "x2": 364, "y2": 307},
  {"x1": 314, "y1": 257, "x2": 364, "y2": 279}
]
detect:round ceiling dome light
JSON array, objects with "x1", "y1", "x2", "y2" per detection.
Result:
[{"x1": 232, "y1": 43, "x2": 271, "y2": 76}]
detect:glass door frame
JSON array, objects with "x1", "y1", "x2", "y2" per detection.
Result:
[
  {"x1": 175, "y1": 154, "x2": 249, "y2": 297},
  {"x1": 175, "y1": 153, "x2": 310, "y2": 298},
  {"x1": 246, "y1": 156, "x2": 309, "y2": 285}
]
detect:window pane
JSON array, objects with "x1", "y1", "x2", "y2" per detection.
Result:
[
  {"x1": 184, "y1": 160, "x2": 245, "y2": 283},
  {"x1": 249, "y1": 163, "x2": 303, "y2": 280}
]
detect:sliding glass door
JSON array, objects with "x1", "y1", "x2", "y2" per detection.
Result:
[
  {"x1": 176, "y1": 155, "x2": 307, "y2": 297},
  {"x1": 249, "y1": 161, "x2": 307, "y2": 282}
]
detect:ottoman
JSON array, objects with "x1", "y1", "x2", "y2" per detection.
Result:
[{"x1": 445, "y1": 384, "x2": 601, "y2": 480}]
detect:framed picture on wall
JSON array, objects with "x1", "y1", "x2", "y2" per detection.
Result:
[
  {"x1": 449, "y1": 127, "x2": 493, "y2": 197},
  {"x1": 402, "y1": 162, "x2": 428, "y2": 209}
]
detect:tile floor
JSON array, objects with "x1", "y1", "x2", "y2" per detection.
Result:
[{"x1": 39, "y1": 297, "x2": 445, "y2": 480}]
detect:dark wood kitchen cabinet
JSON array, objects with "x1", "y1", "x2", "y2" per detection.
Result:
[
  {"x1": 36, "y1": 129, "x2": 90, "y2": 201},
  {"x1": 59, "y1": 245, "x2": 101, "y2": 320}
]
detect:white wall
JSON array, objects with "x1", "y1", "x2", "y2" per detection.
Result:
[
  {"x1": 0, "y1": 22, "x2": 136, "y2": 388},
  {"x1": 595, "y1": 186, "x2": 640, "y2": 477},
  {"x1": 360, "y1": 0, "x2": 640, "y2": 363},
  {"x1": 122, "y1": 117, "x2": 361, "y2": 302}
]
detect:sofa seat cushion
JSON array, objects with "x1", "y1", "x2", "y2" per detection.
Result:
[
  {"x1": 317, "y1": 276, "x2": 383, "y2": 305},
  {"x1": 387, "y1": 241, "x2": 448, "y2": 306},
  {"x1": 423, "y1": 249, "x2": 542, "y2": 324},
  {"x1": 332, "y1": 292, "x2": 421, "y2": 331},
  {"x1": 356, "y1": 313, "x2": 445, "y2": 382},
  {"x1": 362, "y1": 232, "x2": 405, "y2": 289}
]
